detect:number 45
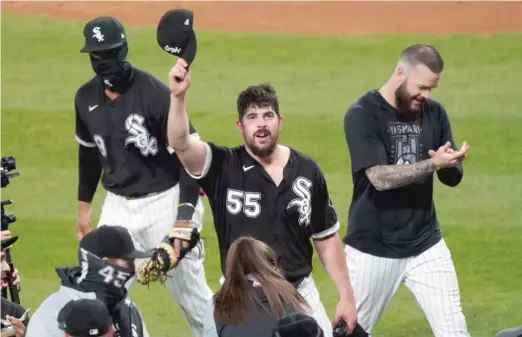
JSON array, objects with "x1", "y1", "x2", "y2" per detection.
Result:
[
  {"x1": 226, "y1": 189, "x2": 261, "y2": 218},
  {"x1": 98, "y1": 265, "x2": 131, "y2": 288}
]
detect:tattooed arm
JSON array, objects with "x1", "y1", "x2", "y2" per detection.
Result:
[{"x1": 365, "y1": 159, "x2": 437, "y2": 191}]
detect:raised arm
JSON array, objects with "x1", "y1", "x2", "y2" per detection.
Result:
[{"x1": 167, "y1": 59, "x2": 209, "y2": 177}]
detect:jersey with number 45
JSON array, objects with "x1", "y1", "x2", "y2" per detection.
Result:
[
  {"x1": 74, "y1": 67, "x2": 199, "y2": 197},
  {"x1": 187, "y1": 143, "x2": 340, "y2": 286}
]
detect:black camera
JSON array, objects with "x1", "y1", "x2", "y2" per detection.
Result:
[
  {"x1": 1, "y1": 155, "x2": 18, "y2": 230},
  {"x1": 1, "y1": 156, "x2": 19, "y2": 189},
  {"x1": 1, "y1": 155, "x2": 21, "y2": 304},
  {"x1": 333, "y1": 321, "x2": 369, "y2": 337}
]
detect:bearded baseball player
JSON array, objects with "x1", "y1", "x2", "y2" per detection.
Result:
[
  {"x1": 136, "y1": 57, "x2": 359, "y2": 337},
  {"x1": 73, "y1": 16, "x2": 212, "y2": 336},
  {"x1": 343, "y1": 43, "x2": 471, "y2": 336}
]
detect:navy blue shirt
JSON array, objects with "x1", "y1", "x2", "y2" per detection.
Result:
[{"x1": 343, "y1": 90, "x2": 463, "y2": 258}]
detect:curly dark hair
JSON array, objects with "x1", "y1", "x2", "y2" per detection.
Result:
[{"x1": 236, "y1": 83, "x2": 280, "y2": 120}]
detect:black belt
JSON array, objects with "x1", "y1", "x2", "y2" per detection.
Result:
[{"x1": 124, "y1": 192, "x2": 158, "y2": 200}]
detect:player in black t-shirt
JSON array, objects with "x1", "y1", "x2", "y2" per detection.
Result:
[
  {"x1": 165, "y1": 58, "x2": 358, "y2": 337},
  {"x1": 343, "y1": 44, "x2": 471, "y2": 336},
  {"x1": 72, "y1": 16, "x2": 212, "y2": 336}
]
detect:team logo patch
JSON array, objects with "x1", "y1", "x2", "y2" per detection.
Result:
[
  {"x1": 287, "y1": 177, "x2": 313, "y2": 227},
  {"x1": 125, "y1": 114, "x2": 158, "y2": 157}
]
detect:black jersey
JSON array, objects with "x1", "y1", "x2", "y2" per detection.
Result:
[
  {"x1": 343, "y1": 90, "x2": 464, "y2": 258},
  {"x1": 188, "y1": 143, "x2": 339, "y2": 284},
  {"x1": 74, "y1": 67, "x2": 198, "y2": 198}
]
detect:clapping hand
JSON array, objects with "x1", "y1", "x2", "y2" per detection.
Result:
[{"x1": 428, "y1": 141, "x2": 469, "y2": 169}]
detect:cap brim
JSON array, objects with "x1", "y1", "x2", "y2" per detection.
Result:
[
  {"x1": 181, "y1": 30, "x2": 197, "y2": 65},
  {"x1": 80, "y1": 41, "x2": 125, "y2": 53},
  {"x1": 122, "y1": 249, "x2": 153, "y2": 259},
  {"x1": 1, "y1": 236, "x2": 18, "y2": 250}
]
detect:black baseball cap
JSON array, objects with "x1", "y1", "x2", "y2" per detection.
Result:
[
  {"x1": 79, "y1": 225, "x2": 152, "y2": 259},
  {"x1": 58, "y1": 299, "x2": 112, "y2": 337},
  {"x1": 157, "y1": 8, "x2": 198, "y2": 65},
  {"x1": 1, "y1": 235, "x2": 18, "y2": 251},
  {"x1": 273, "y1": 312, "x2": 324, "y2": 337},
  {"x1": 80, "y1": 16, "x2": 127, "y2": 53}
]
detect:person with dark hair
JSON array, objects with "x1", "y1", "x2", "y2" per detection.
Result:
[
  {"x1": 24, "y1": 225, "x2": 151, "y2": 337},
  {"x1": 72, "y1": 16, "x2": 212, "y2": 337},
  {"x1": 165, "y1": 58, "x2": 358, "y2": 337},
  {"x1": 343, "y1": 43, "x2": 471, "y2": 336},
  {"x1": 213, "y1": 236, "x2": 311, "y2": 337}
]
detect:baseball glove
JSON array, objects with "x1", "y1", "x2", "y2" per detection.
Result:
[{"x1": 136, "y1": 221, "x2": 200, "y2": 285}]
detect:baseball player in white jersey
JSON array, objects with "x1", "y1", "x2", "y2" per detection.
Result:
[
  {"x1": 343, "y1": 44, "x2": 471, "y2": 336},
  {"x1": 73, "y1": 16, "x2": 212, "y2": 336}
]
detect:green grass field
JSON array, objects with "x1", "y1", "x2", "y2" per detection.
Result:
[{"x1": 2, "y1": 12, "x2": 522, "y2": 337}]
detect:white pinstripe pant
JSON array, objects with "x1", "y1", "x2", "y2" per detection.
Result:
[
  {"x1": 345, "y1": 239, "x2": 470, "y2": 337},
  {"x1": 98, "y1": 184, "x2": 214, "y2": 337}
]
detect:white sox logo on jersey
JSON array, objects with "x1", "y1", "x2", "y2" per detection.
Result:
[
  {"x1": 124, "y1": 114, "x2": 158, "y2": 157},
  {"x1": 287, "y1": 177, "x2": 313, "y2": 227}
]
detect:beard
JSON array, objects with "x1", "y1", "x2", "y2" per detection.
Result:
[
  {"x1": 395, "y1": 81, "x2": 424, "y2": 116},
  {"x1": 245, "y1": 128, "x2": 279, "y2": 158}
]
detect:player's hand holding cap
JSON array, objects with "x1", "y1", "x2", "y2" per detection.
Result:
[{"x1": 157, "y1": 8, "x2": 197, "y2": 66}]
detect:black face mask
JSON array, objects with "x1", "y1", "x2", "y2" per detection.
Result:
[
  {"x1": 90, "y1": 43, "x2": 134, "y2": 94},
  {"x1": 75, "y1": 248, "x2": 135, "y2": 313}
]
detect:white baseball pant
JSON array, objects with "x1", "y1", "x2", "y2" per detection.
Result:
[
  {"x1": 203, "y1": 274, "x2": 333, "y2": 337},
  {"x1": 345, "y1": 238, "x2": 470, "y2": 337},
  {"x1": 97, "y1": 184, "x2": 214, "y2": 337}
]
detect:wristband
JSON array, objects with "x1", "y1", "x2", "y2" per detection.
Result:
[{"x1": 177, "y1": 203, "x2": 196, "y2": 222}]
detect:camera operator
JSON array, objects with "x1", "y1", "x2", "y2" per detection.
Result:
[
  {"x1": 1, "y1": 155, "x2": 22, "y2": 304},
  {"x1": 1, "y1": 231, "x2": 20, "y2": 290},
  {"x1": 1, "y1": 235, "x2": 29, "y2": 337}
]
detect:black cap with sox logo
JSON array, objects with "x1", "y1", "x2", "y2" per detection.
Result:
[{"x1": 81, "y1": 16, "x2": 127, "y2": 53}]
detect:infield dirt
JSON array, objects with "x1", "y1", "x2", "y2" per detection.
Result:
[{"x1": 2, "y1": 1, "x2": 522, "y2": 34}]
